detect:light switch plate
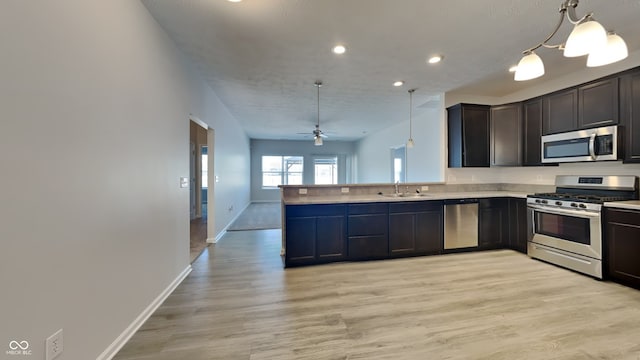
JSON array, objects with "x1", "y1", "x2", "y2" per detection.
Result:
[
  {"x1": 180, "y1": 177, "x2": 189, "y2": 188},
  {"x1": 298, "y1": 188, "x2": 308, "y2": 195},
  {"x1": 341, "y1": 187, "x2": 350, "y2": 193},
  {"x1": 421, "y1": 186, "x2": 429, "y2": 191}
]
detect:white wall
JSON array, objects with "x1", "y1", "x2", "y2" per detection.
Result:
[
  {"x1": 250, "y1": 139, "x2": 356, "y2": 202},
  {"x1": 356, "y1": 100, "x2": 445, "y2": 183},
  {"x1": 0, "y1": 1, "x2": 249, "y2": 359}
]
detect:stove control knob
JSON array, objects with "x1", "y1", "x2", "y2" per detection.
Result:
[
  {"x1": 570, "y1": 203, "x2": 578, "y2": 208},
  {"x1": 535, "y1": 199, "x2": 542, "y2": 204},
  {"x1": 555, "y1": 201, "x2": 563, "y2": 206},
  {"x1": 541, "y1": 200, "x2": 548, "y2": 204},
  {"x1": 579, "y1": 203, "x2": 587, "y2": 209}
]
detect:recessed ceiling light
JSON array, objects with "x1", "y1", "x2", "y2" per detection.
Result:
[
  {"x1": 228, "y1": 0, "x2": 242, "y2": 2},
  {"x1": 509, "y1": 65, "x2": 518, "y2": 73},
  {"x1": 332, "y1": 45, "x2": 346, "y2": 55},
  {"x1": 427, "y1": 55, "x2": 443, "y2": 64},
  {"x1": 393, "y1": 81, "x2": 404, "y2": 87}
]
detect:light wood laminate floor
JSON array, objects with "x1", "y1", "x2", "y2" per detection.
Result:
[{"x1": 114, "y1": 229, "x2": 640, "y2": 359}]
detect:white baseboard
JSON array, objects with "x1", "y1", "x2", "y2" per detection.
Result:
[
  {"x1": 209, "y1": 201, "x2": 251, "y2": 243},
  {"x1": 97, "y1": 265, "x2": 192, "y2": 360}
]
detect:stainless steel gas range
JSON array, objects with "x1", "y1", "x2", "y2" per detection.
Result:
[{"x1": 527, "y1": 175, "x2": 638, "y2": 279}]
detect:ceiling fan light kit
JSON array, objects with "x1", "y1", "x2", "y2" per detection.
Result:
[{"x1": 514, "y1": 0, "x2": 627, "y2": 81}]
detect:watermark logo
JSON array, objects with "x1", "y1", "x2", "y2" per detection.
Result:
[{"x1": 6, "y1": 340, "x2": 32, "y2": 356}]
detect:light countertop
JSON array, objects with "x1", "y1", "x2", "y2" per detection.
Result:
[
  {"x1": 604, "y1": 200, "x2": 640, "y2": 211},
  {"x1": 283, "y1": 191, "x2": 529, "y2": 205}
]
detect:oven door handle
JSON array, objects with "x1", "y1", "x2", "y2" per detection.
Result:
[
  {"x1": 588, "y1": 133, "x2": 597, "y2": 160},
  {"x1": 527, "y1": 204, "x2": 600, "y2": 219}
]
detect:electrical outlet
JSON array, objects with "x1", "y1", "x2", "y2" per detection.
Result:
[
  {"x1": 421, "y1": 186, "x2": 429, "y2": 191},
  {"x1": 298, "y1": 188, "x2": 308, "y2": 195},
  {"x1": 46, "y1": 329, "x2": 63, "y2": 360},
  {"x1": 341, "y1": 187, "x2": 349, "y2": 193}
]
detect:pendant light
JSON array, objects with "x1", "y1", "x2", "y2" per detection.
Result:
[
  {"x1": 514, "y1": 0, "x2": 627, "y2": 81},
  {"x1": 407, "y1": 89, "x2": 415, "y2": 148}
]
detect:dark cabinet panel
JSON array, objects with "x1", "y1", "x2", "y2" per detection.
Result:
[
  {"x1": 478, "y1": 198, "x2": 508, "y2": 248},
  {"x1": 286, "y1": 217, "x2": 317, "y2": 264},
  {"x1": 389, "y1": 213, "x2": 415, "y2": 254},
  {"x1": 348, "y1": 204, "x2": 388, "y2": 260},
  {"x1": 508, "y1": 198, "x2": 528, "y2": 254},
  {"x1": 523, "y1": 98, "x2": 544, "y2": 166},
  {"x1": 620, "y1": 69, "x2": 640, "y2": 163},
  {"x1": 348, "y1": 214, "x2": 388, "y2": 236},
  {"x1": 578, "y1": 77, "x2": 619, "y2": 129},
  {"x1": 543, "y1": 88, "x2": 578, "y2": 135},
  {"x1": 316, "y1": 216, "x2": 346, "y2": 261},
  {"x1": 491, "y1": 103, "x2": 522, "y2": 166},
  {"x1": 605, "y1": 208, "x2": 640, "y2": 289},
  {"x1": 447, "y1": 104, "x2": 490, "y2": 167},
  {"x1": 415, "y1": 211, "x2": 443, "y2": 253},
  {"x1": 285, "y1": 204, "x2": 346, "y2": 266},
  {"x1": 348, "y1": 235, "x2": 388, "y2": 259},
  {"x1": 389, "y1": 201, "x2": 443, "y2": 256}
]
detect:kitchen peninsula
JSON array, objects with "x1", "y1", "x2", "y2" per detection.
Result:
[{"x1": 280, "y1": 182, "x2": 552, "y2": 267}]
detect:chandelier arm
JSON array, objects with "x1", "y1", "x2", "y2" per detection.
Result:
[
  {"x1": 565, "y1": 0, "x2": 592, "y2": 25},
  {"x1": 541, "y1": 43, "x2": 564, "y2": 49},
  {"x1": 524, "y1": 10, "x2": 567, "y2": 53}
]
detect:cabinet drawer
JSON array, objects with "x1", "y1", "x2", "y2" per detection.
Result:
[
  {"x1": 349, "y1": 235, "x2": 388, "y2": 259},
  {"x1": 606, "y1": 208, "x2": 640, "y2": 225},
  {"x1": 348, "y1": 203, "x2": 388, "y2": 215},
  {"x1": 348, "y1": 214, "x2": 388, "y2": 236},
  {"x1": 389, "y1": 201, "x2": 442, "y2": 213},
  {"x1": 286, "y1": 204, "x2": 345, "y2": 217}
]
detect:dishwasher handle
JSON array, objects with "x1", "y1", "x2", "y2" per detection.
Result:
[{"x1": 444, "y1": 198, "x2": 479, "y2": 205}]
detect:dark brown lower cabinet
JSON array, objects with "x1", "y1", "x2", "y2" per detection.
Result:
[
  {"x1": 285, "y1": 204, "x2": 346, "y2": 267},
  {"x1": 348, "y1": 203, "x2": 389, "y2": 260},
  {"x1": 508, "y1": 198, "x2": 528, "y2": 254},
  {"x1": 479, "y1": 198, "x2": 509, "y2": 249},
  {"x1": 605, "y1": 208, "x2": 640, "y2": 289},
  {"x1": 389, "y1": 201, "x2": 443, "y2": 257},
  {"x1": 285, "y1": 196, "x2": 530, "y2": 267}
]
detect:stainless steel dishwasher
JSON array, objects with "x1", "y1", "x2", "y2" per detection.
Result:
[{"x1": 444, "y1": 198, "x2": 479, "y2": 249}]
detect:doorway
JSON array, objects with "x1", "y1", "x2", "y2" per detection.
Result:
[{"x1": 189, "y1": 118, "x2": 210, "y2": 262}]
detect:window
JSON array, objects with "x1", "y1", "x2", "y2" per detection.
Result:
[
  {"x1": 262, "y1": 156, "x2": 303, "y2": 188},
  {"x1": 391, "y1": 146, "x2": 406, "y2": 183},
  {"x1": 314, "y1": 157, "x2": 338, "y2": 185}
]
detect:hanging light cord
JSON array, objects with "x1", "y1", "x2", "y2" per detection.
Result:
[{"x1": 408, "y1": 89, "x2": 415, "y2": 139}]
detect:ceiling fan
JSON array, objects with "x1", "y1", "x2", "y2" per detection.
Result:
[{"x1": 297, "y1": 81, "x2": 328, "y2": 145}]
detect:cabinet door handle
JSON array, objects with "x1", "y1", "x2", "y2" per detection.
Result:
[{"x1": 588, "y1": 133, "x2": 597, "y2": 159}]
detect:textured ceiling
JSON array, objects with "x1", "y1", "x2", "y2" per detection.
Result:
[{"x1": 141, "y1": 0, "x2": 640, "y2": 140}]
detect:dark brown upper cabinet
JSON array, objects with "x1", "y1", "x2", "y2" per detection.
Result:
[
  {"x1": 490, "y1": 103, "x2": 522, "y2": 166},
  {"x1": 522, "y1": 98, "x2": 544, "y2": 166},
  {"x1": 543, "y1": 88, "x2": 578, "y2": 135},
  {"x1": 447, "y1": 103, "x2": 490, "y2": 168},
  {"x1": 578, "y1": 77, "x2": 619, "y2": 129},
  {"x1": 620, "y1": 68, "x2": 640, "y2": 163}
]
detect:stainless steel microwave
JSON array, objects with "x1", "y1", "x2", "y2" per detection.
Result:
[{"x1": 541, "y1": 125, "x2": 619, "y2": 163}]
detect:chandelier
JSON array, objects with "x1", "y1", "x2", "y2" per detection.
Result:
[{"x1": 515, "y1": 0, "x2": 628, "y2": 81}]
